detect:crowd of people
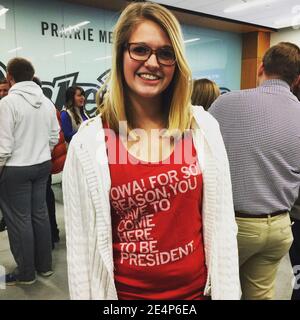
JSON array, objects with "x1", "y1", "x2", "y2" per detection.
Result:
[{"x1": 0, "y1": 1, "x2": 300, "y2": 300}]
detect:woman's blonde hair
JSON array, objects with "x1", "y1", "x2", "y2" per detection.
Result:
[
  {"x1": 97, "y1": 2, "x2": 193, "y2": 134},
  {"x1": 191, "y1": 78, "x2": 220, "y2": 111}
]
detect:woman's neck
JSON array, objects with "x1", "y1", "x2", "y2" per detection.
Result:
[{"x1": 128, "y1": 94, "x2": 166, "y2": 131}]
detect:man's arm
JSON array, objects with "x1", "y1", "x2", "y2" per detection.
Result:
[
  {"x1": 49, "y1": 104, "x2": 60, "y2": 151},
  {"x1": 0, "y1": 99, "x2": 14, "y2": 167}
]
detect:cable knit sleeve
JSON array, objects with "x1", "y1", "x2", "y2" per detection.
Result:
[
  {"x1": 62, "y1": 140, "x2": 92, "y2": 299},
  {"x1": 212, "y1": 122, "x2": 241, "y2": 300},
  {"x1": 191, "y1": 106, "x2": 241, "y2": 300}
]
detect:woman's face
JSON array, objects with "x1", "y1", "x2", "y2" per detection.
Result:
[
  {"x1": 123, "y1": 20, "x2": 176, "y2": 102},
  {"x1": 74, "y1": 89, "x2": 85, "y2": 108}
]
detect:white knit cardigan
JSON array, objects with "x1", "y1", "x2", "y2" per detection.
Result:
[{"x1": 62, "y1": 106, "x2": 241, "y2": 300}]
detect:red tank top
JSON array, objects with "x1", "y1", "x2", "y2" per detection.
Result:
[{"x1": 106, "y1": 127, "x2": 207, "y2": 300}]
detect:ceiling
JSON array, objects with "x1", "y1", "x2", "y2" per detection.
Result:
[{"x1": 152, "y1": 0, "x2": 300, "y2": 29}]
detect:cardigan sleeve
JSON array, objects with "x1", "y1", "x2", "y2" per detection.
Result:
[
  {"x1": 213, "y1": 123, "x2": 241, "y2": 300},
  {"x1": 62, "y1": 140, "x2": 92, "y2": 299}
]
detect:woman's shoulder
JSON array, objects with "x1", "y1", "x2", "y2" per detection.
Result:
[
  {"x1": 71, "y1": 116, "x2": 103, "y2": 144},
  {"x1": 60, "y1": 109, "x2": 70, "y2": 119},
  {"x1": 191, "y1": 105, "x2": 220, "y2": 130}
]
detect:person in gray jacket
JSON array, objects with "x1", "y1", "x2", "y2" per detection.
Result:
[{"x1": 0, "y1": 57, "x2": 59, "y2": 285}]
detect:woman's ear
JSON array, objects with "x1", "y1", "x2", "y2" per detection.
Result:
[
  {"x1": 257, "y1": 63, "x2": 264, "y2": 78},
  {"x1": 292, "y1": 75, "x2": 300, "y2": 100},
  {"x1": 6, "y1": 72, "x2": 15, "y2": 87}
]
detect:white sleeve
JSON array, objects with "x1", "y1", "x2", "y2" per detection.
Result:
[
  {"x1": 0, "y1": 100, "x2": 14, "y2": 166},
  {"x1": 49, "y1": 102, "x2": 60, "y2": 150},
  {"x1": 62, "y1": 141, "x2": 92, "y2": 299},
  {"x1": 213, "y1": 124, "x2": 241, "y2": 300}
]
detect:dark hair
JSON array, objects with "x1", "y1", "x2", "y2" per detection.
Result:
[
  {"x1": 7, "y1": 57, "x2": 35, "y2": 83},
  {"x1": 191, "y1": 78, "x2": 220, "y2": 111},
  {"x1": 65, "y1": 86, "x2": 85, "y2": 125},
  {"x1": 292, "y1": 76, "x2": 300, "y2": 101},
  {"x1": 32, "y1": 76, "x2": 42, "y2": 88},
  {"x1": 0, "y1": 78, "x2": 8, "y2": 85},
  {"x1": 262, "y1": 42, "x2": 300, "y2": 86}
]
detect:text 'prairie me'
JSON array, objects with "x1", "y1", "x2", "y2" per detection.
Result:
[{"x1": 41, "y1": 21, "x2": 113, "y2": 43}]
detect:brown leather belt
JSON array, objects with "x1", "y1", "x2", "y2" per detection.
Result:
[{"x1": 235, "y1": 210, "x2": 288, "y2": 218}]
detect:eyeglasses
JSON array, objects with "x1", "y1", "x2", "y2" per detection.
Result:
[{"x1": 125, "y1": 42, "x2": 176, "y2": 66}]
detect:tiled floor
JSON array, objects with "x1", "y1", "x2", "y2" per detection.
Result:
[
  {"x1": 0, "y1": 184, "x2": 294, "y2": 300},
  {"x1": 0, "y1": 184, "x2": 68, "y2": 300}
]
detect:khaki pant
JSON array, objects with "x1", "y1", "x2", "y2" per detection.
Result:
[{"x1": 236, "y1": 212, "x2": 293, "y2": 300}]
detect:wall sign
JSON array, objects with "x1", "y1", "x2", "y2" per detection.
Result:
[{"x1": 0, "y1": 0, "x2": 241, "y2": 115}]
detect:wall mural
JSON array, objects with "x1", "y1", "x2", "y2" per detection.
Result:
[{"x1": 0, "y1": 0, "x2": 241, "y2": 120}]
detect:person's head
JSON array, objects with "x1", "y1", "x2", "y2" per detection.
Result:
[
  {"x1": 32, "y1": 76, "x2": 42, "y2": 88},
  {"x1": 100, "y1": 1, "x2": 192, "y2": 134},
  {"x1": 191, "y1": 78, "x2": 220, "y2": 111},
  {"x1": 65, "y1": 86, "x2": 86, "y2": 126},
  {"x1": 6, "y1": 57, "x2": 35, "y2": 86},
  {"x1": 0, "y1": 78, "x2": 9, "y2": 99},
  {"x1": 258, "y1": 42, "x2": 300, "y2": 87},
  {"x1": 65, "y1": 86, "x2": 85, "y2": 109}
]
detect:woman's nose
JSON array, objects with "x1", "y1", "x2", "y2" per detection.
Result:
[{"x1": 144, "y1": 52, "x2": 160, "y2": 68}]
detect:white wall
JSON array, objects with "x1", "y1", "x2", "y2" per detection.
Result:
[{"x1": 270, "y1": 27, "x2": 300, "y2": 46}]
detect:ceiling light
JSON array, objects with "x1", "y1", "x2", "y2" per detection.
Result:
[
  {"x1": 94, "y1": 55, "x2": 112, "y2": 61},
  {"x1": 8, "y1": 47, "x2": 22, "y2": 53},
  {"x1": 184, "y1": 38, "x2": 200, "y2": 43},
  {"x1": 224, "y1": 0, "x2": 280, "y2": 13},
  {"x1": 59, "y1": 21, "x2": 90, "y2": 35},
  {"x1": 0, "y1": 7, "x2": 9, "y2": 16},
  {"x1": 273, "y1": 8, "x2": 300, "y2": 28},
  {"x1": 54, "y1": 51, "x2": 72, "y2": 57}
]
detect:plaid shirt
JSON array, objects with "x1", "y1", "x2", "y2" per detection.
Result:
[{"x1": 209, "y1": 79, "x2": 300, "y2": 215}]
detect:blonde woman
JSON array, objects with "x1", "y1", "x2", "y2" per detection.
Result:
[
  {"x1": 63, "y1": 2, "x2": 240, "y2": 300},
  {"x1": 191, "y1": 78, "x2": 220, "y2": 111}
]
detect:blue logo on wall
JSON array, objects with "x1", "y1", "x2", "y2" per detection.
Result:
[
  {"x1": 0, "y1": 61, "x2": 230, "y2": 115},
  {"x1": 0, "y1": 60, "x2": 109, "y2": 116}
]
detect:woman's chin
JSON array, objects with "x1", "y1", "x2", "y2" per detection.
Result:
[{"x1": 134, "y1": 89, "x2": 162, "y2": 99}]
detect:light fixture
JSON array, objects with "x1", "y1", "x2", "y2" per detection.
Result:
[
  {"x1": 224, "y1": 0, "x2": 280, "y2": 13},
  {"x1": 0, "y1": 7, "x2": 9, "y2": 16},
  {"x1": 273, "y1": 18, "x2": 289, "y2": 28},
  {"x1": 274, "y1": 18, "x2": 300, "y2": 29},
  {"x1": 54, "y1": 51, "x2": 72, "y2": 57},
  {"x1": 184, "y1": 38, "x2": 200, "y2": 44},
  {"x1": 94, "y1": 55, "x2": 112, "y2": 61},
  {"x1": 59, "y1": 21, "x2": 90, "y2": 35},
  {"x1": 8, "y1": 47, "x2": 22, "y2": 53}
]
